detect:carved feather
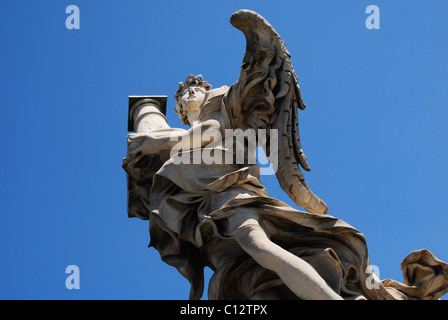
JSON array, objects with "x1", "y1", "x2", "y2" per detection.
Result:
[{"x1": 230, "y1": 9, "x2": 328, "y2": 214}]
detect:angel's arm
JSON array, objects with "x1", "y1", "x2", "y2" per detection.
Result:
[{"x1": 125, "y1": 118, "x2": 222, "y2": 162}]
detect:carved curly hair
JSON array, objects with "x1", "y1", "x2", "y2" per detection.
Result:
[{"x1": 174, "y1": 74, "x2": 212, "y2": 126}]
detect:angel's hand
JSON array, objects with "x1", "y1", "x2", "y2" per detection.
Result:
[
  {"x1": 122, "y1": 132, "x2": 159, "y2": 170},
  {"x1": 128, "y1": 132, "x2": 158, "y2": 153}
]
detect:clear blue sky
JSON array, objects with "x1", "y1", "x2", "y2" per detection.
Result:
[{"x1": 0, "y1": 1, "x2": 447, "y2": 300}]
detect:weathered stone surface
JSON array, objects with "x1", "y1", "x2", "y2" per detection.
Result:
[{"x1": 122, "y1": 9, "x2": 448, "y2": 300}]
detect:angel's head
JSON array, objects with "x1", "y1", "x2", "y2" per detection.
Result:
[{"x1": 174, "y1": 74, "x2": 212, "y2": 126}]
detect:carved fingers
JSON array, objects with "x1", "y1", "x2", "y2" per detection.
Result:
[{"x1": 122, "y1": 133, "x2": 158, "y2": 177}]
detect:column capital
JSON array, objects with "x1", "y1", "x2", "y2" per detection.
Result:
[{"x1": 128, "y1": 95, "x2": 167, "y2": 132}]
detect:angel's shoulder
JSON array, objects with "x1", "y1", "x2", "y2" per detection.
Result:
[{"x1": 199, "y1": 86, "x2": 229, "y2": 121}]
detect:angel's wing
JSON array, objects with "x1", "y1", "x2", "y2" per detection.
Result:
[{"x1": 224, "y1": 9, "x2": 328, "y2": 214}]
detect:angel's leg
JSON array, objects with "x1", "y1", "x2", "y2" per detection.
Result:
[{"x1": 229, "y1": 210, "x2": 343, "y2": 300}]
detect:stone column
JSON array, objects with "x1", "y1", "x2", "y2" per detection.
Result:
[
  {"x1": 128, "y1": 96, "x2": 169, "y2": 133},
  {"x1": 125, "y1": 96, "x2": 170, "y2": 220}
]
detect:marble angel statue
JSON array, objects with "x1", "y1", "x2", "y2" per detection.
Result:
[{"x1": 122, "y1": 10, "x2": 448, "y2": 300}]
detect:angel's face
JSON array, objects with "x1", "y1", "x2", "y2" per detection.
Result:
[{"x1": 180, "y1": 85, "x2": 206, "y2": 115}]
